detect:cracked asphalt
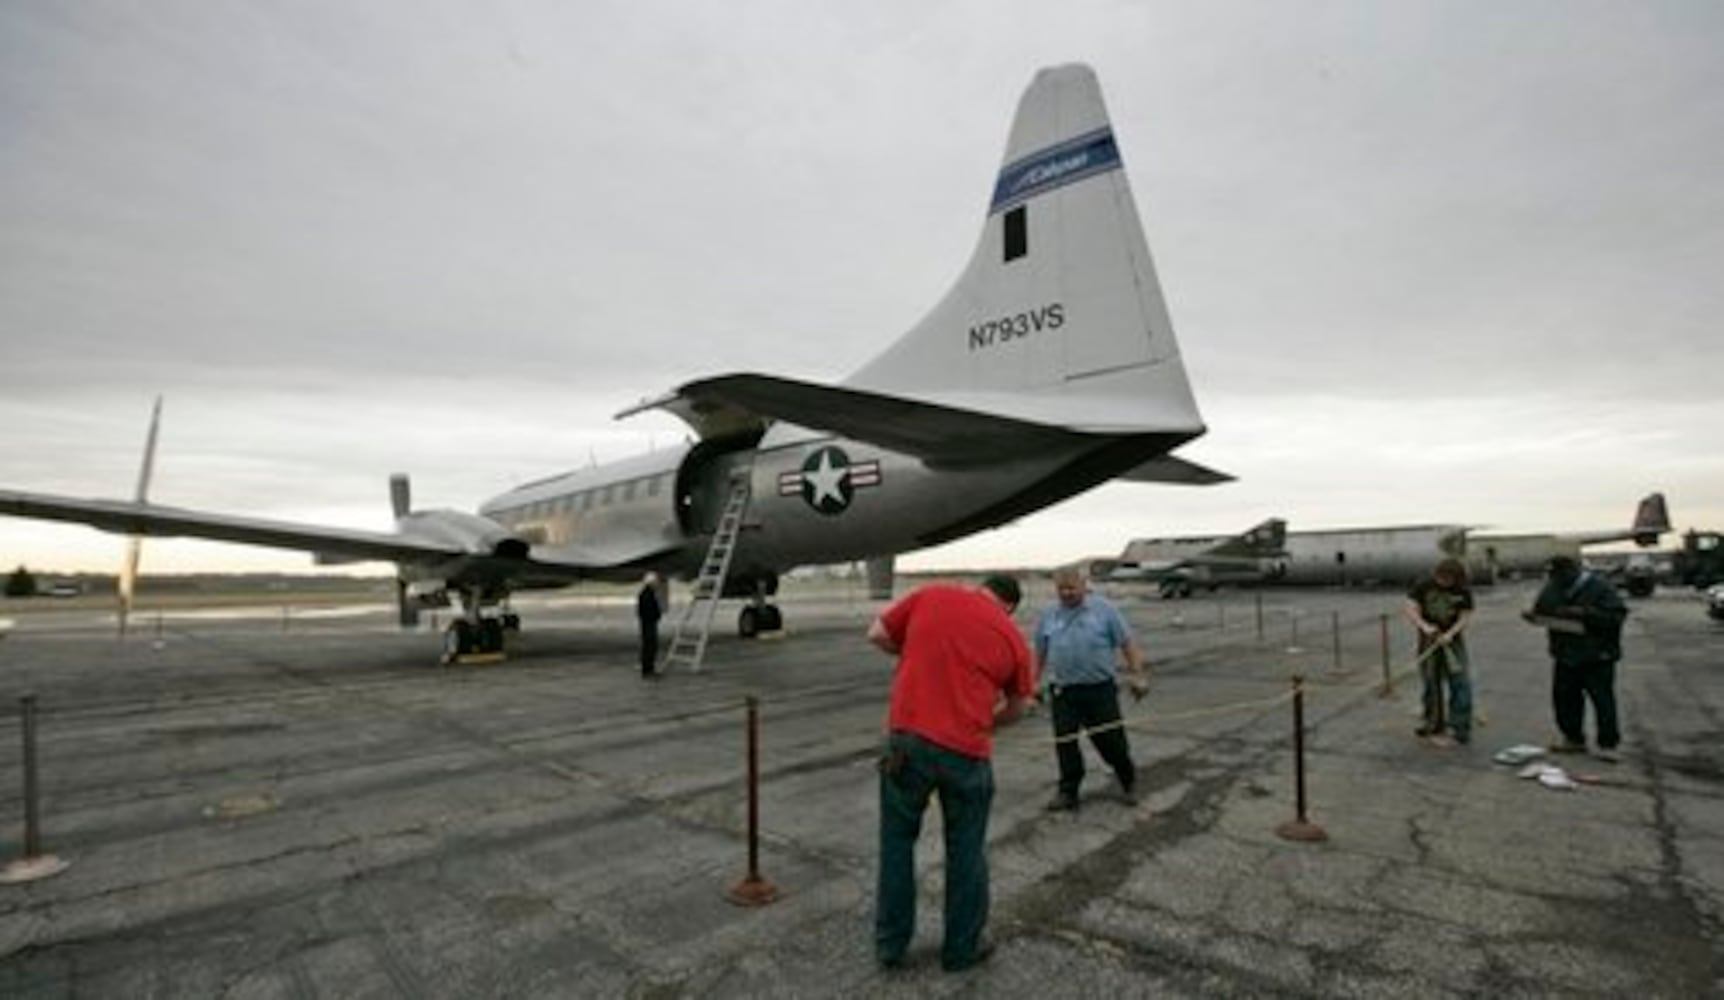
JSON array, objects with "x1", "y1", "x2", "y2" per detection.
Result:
[{"x1": 1, "y1": 579, "x2": 1721, "y2": 997}]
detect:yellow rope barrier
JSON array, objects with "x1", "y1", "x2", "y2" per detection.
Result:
[
  {"x1": 1029, "y1": 624, "x2": 1468, "y2": 748},
  {"x1": 1035, "y1": 688, "x2": 1296, "y2": 746}
]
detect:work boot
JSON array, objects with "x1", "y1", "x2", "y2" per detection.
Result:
[
  {"x1": 942, "y1": 939, "x2": 995, "y2": 972},
  {"x1": 1044, "y1": 793, "x2": 1079, "y2": 813}
]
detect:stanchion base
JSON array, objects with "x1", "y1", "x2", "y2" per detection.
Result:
[
  {"x1": 0, "y1": 854, "x2": 69, "y2": 883},
  {"x1": 725, "y1": 874, "x2": 780, "y2": 907},
  {"x1": 1275, "y1": 819, "x2": 1329, "y2": 843},
  {"x1": 1377, "y1": 684, "x2": 1395, "y2": 699}
]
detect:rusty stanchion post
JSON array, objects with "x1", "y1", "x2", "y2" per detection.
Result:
[
  {"x1": 23, "y1": 695, "x2": 41, "y2": 858},
  {"x1": 726, "y1": 695, "x2": 779, "y2": 906},
  {"x1": 1255, "y1": 592, "x2": 1264, "y2": 641},
  {"x1": 1, "y1": 694, "x2": 70, "y2": 883},
  {"x1": 1330, "y1": 611, "x2": 1343, "y2": 673},
  {"x1": 1275, "y1": 676, "x2": 1328, "y2": 843},
  {"x1": 1378, "y1": 613, "x2": 1393, "y2": 697}
]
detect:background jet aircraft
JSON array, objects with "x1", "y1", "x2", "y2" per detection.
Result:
[
  {"x1": 1467, "y1": 492, "x2": 1670, "y2": 582},
  {"x1": 1102, "y1": 493, "x2": 1668, "y2": 592},
  {"x1": 1274, "y1": 494, "x2": 1666, "y2": 588},
  {"x1": 1110, "y1": 520, "x2": 1469, "y2": 590},
  {"x1": 1105, "y1": 518, "x2": 1287, "y2": 598},
  {"x1": 0, "y1": 63, "x2": 1226, "y2": 660}
]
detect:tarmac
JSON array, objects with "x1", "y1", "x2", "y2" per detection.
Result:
[{"x1": 1, "y1": 579, "x2": 1722, "y2": 998}]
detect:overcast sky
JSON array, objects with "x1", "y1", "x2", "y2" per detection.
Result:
[{"x1": 3, "y1": 1, "x2": 1721, "y2": 576}]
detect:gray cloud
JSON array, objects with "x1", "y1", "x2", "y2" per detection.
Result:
[{"x1": 2, "y1": 1, "x2": 1720, "y2": 573}]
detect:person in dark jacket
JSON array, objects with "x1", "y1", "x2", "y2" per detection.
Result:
[
  {"x1": 636, "y1": 572, "x2": 663, "y2": 678},
  {"x1": 1522, "y1": 556, "x2": 1628, "y2": 761}
]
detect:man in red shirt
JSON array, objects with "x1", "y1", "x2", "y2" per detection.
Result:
[{"x1": 867, "y1": 574, "x2": 1035, "y2": 972}]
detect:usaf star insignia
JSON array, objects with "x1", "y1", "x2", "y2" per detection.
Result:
[{"x1": 777, "y1": 446, "x2": 882, "y2": 515}]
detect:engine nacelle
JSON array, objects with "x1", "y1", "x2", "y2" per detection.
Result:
[{"x1": 397, "y1": 509, "x2": 528, "y2": 558}]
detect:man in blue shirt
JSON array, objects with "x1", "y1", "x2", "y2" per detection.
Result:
[{"x1": 1035, "y1": 567, "x2": 1150, "y2": 811}]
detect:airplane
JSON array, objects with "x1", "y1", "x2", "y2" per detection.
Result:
[
  {"x1": 1467, "y1": 492, "x2": 1670, "y2": 583},
  {"x1": 1103, "y1": 518, "x2": 1287, "y2": 598},
  {"x1": 1101, "y1": 493, "x2": 1669, "y2": 592},
  {"x1": 0, "y1": 63, "x2": 1226, "y2": 661},
  {"x1": 1271, "y1": 494, "x2": 1668, "y2": 588}
]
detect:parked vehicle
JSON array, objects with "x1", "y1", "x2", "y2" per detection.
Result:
[{"x1": 1677, "y1": 531, "x2": 1724, "y2": 589}]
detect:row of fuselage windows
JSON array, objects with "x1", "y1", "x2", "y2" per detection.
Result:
[{"x1": 496, "y1": 472, "x2": 670, "y2": 524}]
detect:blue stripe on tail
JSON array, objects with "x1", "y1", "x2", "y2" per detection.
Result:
[{"x1": 989, "y1": 128, "x2": 1121, "y2": 214}]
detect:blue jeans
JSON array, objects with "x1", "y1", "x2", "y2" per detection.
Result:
[
  {"x1": 875, "y1": 731, "x2": 994, "y2": 969},
  {"x1": 1419, "y1": 638, "x2": 1473, "y2": 739}
]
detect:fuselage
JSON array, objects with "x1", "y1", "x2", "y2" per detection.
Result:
[
  {"x1": 478, "y1": 421, "x2": 1094, "y2": 587},
  {"x1": 1277, "y1": 525, "x2": 1467, "y2": 586}
]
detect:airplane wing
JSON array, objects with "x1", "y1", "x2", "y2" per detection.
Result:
[
  {"x1": 0, "y1": 488, "x2": 674, "y2": 576},
  {"x1": 1112, "y1": 456, "x2": 1235, "y2": 485},
  {"x1": 622, "y1": 373, "x2": 1214, "y2": 469},
  {"x1": 1, "y1": 489, "x2": 440, "y2": 563}
]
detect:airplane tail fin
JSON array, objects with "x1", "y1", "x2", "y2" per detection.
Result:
[
  {"x1": 1631, "y1": 492, "x2": 1670, "y2": 546},
  {"x1": 844, "y1": 64, "x2": 1205, "y2": 439}
]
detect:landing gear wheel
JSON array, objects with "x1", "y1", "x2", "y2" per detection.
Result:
[
  {"x1": 738, "y1": 606, "x2": 760, "y2": 639},
  {"x1": 480, "y1": 618, "x2": 505, "y2": 653},
  {"x1": 502, "y1": 613, "x2": 522, "y2": 633},
  {"x1": 759, "y1": 604, "x2": 783, "y2": 632},
  {"x1": 444, "y1": 620, "x2": 475, "y2": 661}
]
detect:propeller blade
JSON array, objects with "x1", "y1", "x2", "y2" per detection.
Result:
[
  {"x1": 389, "y1": 473, "x2": 411, "y2": 520},
  {"x1": 118, "y1": 396, "x2": 163, "y2": 635},
  {"x1": 389, "y1": 475, "x2": 418, "y2": 628}
]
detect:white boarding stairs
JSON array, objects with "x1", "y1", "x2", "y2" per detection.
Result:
[{"x1": 661, "y1": 475, "x2": 751, "y2": 673}]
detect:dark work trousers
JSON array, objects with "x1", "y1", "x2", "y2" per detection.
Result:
[
  {"x1": 875, "y1": 731, "x2": 994, "y2": 970},
  {"x1": 1552, "y1": 657, "x2": 1620, "y2": 749},
  {"x1": 1049, "y1": 679, "x2": 1135, "y2": 800},
  {"x1": 638, "y1": 622, "x2": 659, "y2": 675}
]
